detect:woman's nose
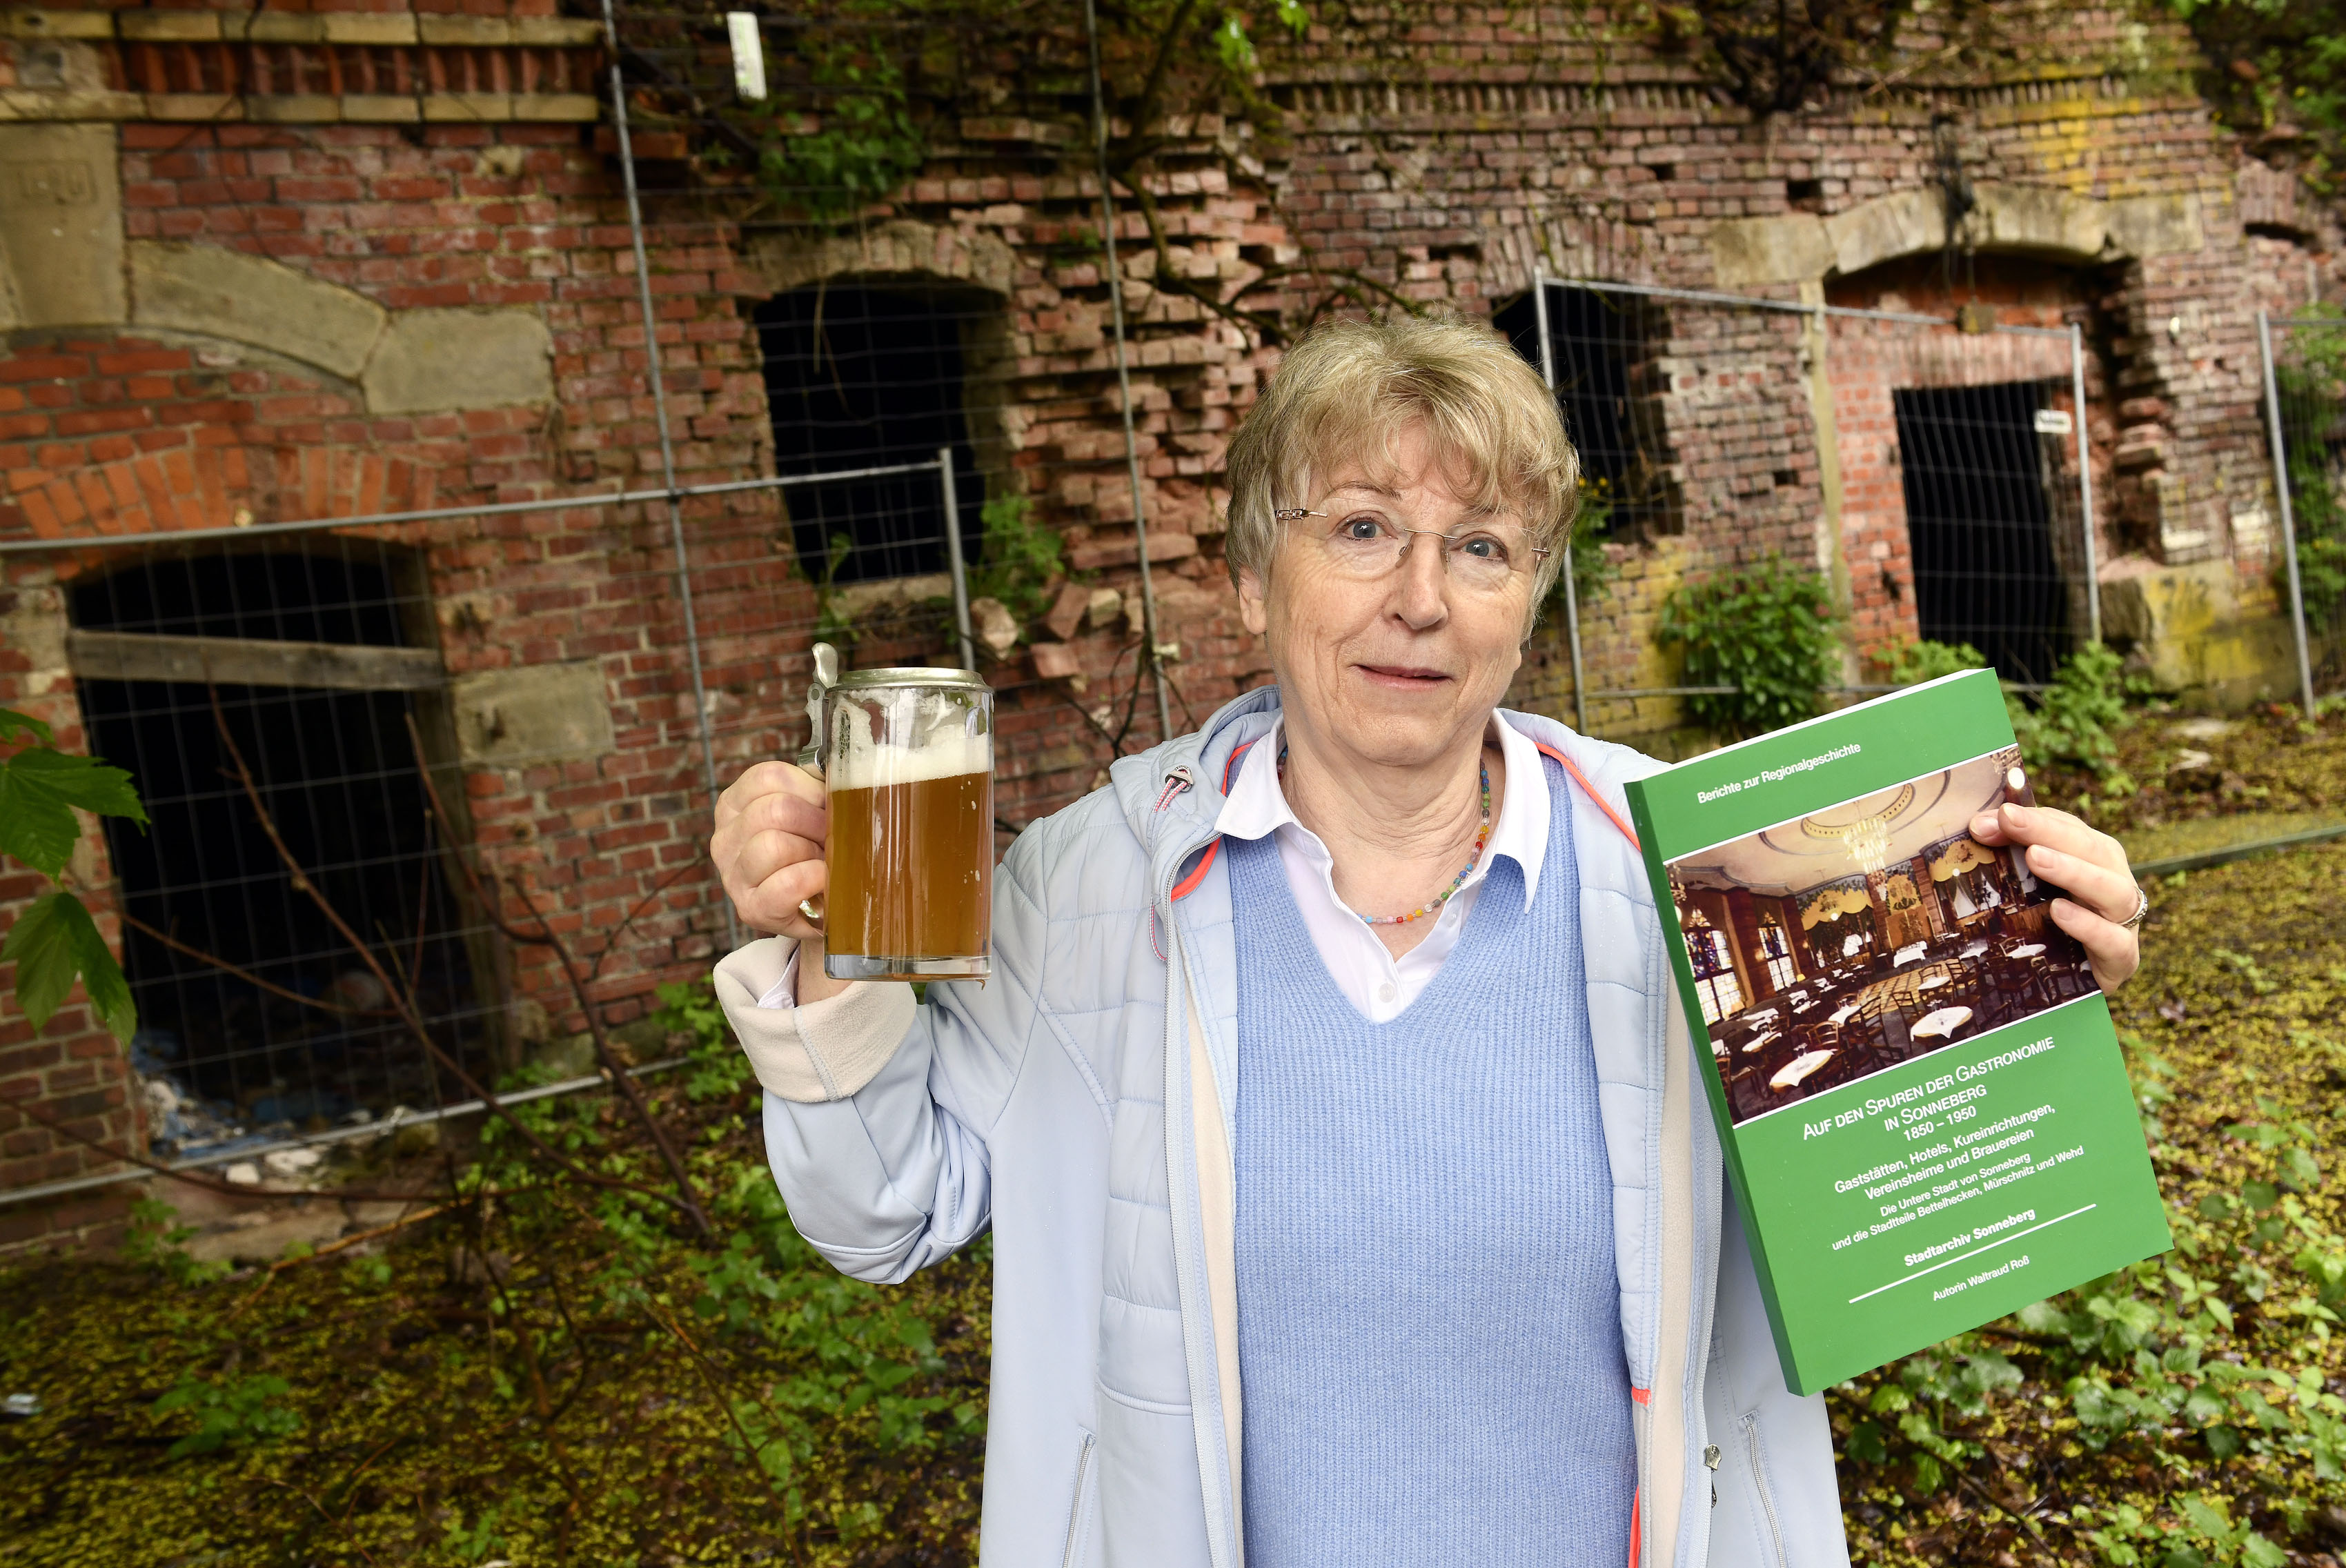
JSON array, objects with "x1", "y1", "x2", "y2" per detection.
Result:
[{"x1": 1390, "y1": 533, "x2": 1451, "y2": 626}]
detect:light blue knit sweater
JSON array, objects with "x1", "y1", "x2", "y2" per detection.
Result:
[{"x1": 1228, "y1": 758, "x2": 1635, "y2": 1567}]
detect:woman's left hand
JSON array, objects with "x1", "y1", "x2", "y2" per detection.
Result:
[{"x1": 1969, "y1": 802, "x2": 2144, "y2": 993}]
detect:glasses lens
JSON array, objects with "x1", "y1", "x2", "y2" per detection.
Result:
[
  {"x1": 1317, "y1": 515, "x2": 1534, "y2": 591},
  {"x1": 1324, "y1": 517, "x2": 1403, "y2": 579},
  {"x1": 1443, "y1": 531, "x2": 1523, "y2": 592}
]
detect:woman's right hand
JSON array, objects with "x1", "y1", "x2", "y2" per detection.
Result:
[{"x1": 712, "y1": 761, "x2": 830, "y2": 942}]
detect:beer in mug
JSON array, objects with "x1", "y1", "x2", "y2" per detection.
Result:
[{"x1": 818, "y1": 667, "x2": 993, "y2": 981}]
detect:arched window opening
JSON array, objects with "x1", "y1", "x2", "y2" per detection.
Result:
[
  {"x1": 1495, "y1": 282, "x2": 1663, "y2": 533},
  {"x1": 1756, "y1": 908, "x2": 1799, "y2": 992},
  {"x1": 756, "y1": 280, "x2": 989, "y2": 586},
  {"x1": 1685, "y1": 907, "x2": 1744, "y2": 1025},
  {"x1": 68, "y1": 546, "x2": 484, "y2": 1153}
]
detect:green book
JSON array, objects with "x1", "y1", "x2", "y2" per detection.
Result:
[{"x1": 1624, "y1": 668, "x2": 2171, "y2": 1396}]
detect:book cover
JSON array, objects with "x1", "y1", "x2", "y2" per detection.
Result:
[{"x1": 1623, "y1": 668, "x2": 2171, "y2": 1396}]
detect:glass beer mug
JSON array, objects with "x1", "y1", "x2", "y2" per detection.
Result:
[{"x1": 805, "y1": 652, "x2": 993, "y2": 982}]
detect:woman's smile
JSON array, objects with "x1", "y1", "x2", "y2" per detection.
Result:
[{"x1": 1354, "y1": 662, "x2": 1453, "y2": 690}]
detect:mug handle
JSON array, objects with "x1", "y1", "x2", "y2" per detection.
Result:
[{"x1": 791, "y1": 641, "x2": 838, "y2": 933}]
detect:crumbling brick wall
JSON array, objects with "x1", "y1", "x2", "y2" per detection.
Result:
[{"x1": 3, "y1": 0, "x2": 2341, "y2": 1247}]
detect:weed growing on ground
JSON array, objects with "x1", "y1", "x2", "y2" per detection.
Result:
[{"x1": 1831, "y1": 843, "x2": 2346, "y2": 1565}]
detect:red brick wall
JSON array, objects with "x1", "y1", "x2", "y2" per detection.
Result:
[{"x1": 6, "y1": 0, "x2": 2343, "y2": 1247}]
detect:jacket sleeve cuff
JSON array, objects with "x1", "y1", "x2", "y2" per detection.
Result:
[{"x1": 712, "y1": 937, "x2": 919, "y2": 1103}]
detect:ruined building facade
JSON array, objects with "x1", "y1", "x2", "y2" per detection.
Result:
[{"x1": 0, "y1": 0, "x2": 2332, "y2": 1241}]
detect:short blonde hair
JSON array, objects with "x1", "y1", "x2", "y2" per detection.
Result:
[{"x1": 1223, "y1": 312, "x2": 1580, "y2": 613}]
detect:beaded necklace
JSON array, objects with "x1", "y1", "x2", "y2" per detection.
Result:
[{"x1": 1281, "y1": 748, "x2": 1494, "y2": 926}]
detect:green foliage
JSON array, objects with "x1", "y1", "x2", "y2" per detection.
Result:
[
  {"x1": 1833, "y1": 944, "x2": 2346, "y2": 1557},
  {"x1": 2009, "y1": 642, "x2": 2142, "y2": 794},
  {"x1": 1877, "y1": 637, "x2": 1989, "y2": 686},
  {"x1": 0, "y1": 706, "x2": 146, "y2": 1042},
  {"x1": 730, "y1": 0, "x2": 1311, "y2": 227},
  {"x1": 965, "y1": 491, "x2": 1067, "y2": 629},
  {"x1": 744, "y1": 3, "x2": 927, "y2": 224},
  {"x1": 1540, "y1": 479, "x2": 1620, "y2": 631},
  {"x1": 813, "y1": 529, "x2": 860, "y2": 648},
  {"x1": 2168, "y1": 0, "x2": 2346, "y2": 192},
  {"x1": 442, "y1": 1502, "x2": 508, "y2": 1565},
  {"x1": 2269, "y1": 307, "x2": 2346, "y2": 628},
  {"x1": 120, "y1": 1200, "x2": 232, "y2": 1289},
  {"x1": 1655, "y1": 556, "x2": 1840, "y2": 738},
  {"x1": 1880, "y1": 637, "x2": 2147, "y2": 791},
  {"x1": 685, "y1": 1162, "x2": 983, "y2": 1525},
  {"x1": 150, "y1": 1372, "x2": 302, "y2": 1460},
  {"x1": 657, "y1": 977, "x2": 753, "y2": 1103}
]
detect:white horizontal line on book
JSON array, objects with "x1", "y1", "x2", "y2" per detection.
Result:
[{"x1": 1845, "y1": 1204, "x2": 2097, "y2": 1305}]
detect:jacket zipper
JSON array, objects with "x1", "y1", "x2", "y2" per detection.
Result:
[
  {"x1": 1154, "y1": 795, "x2": 1243, "y2": 1568},
  {"x1": 1061, "y1": 1430, "x2": 1096, "y2": 1568},
  {"x1": 1739, "y1": 1413, "x2": 1789, "y2": 1568}
]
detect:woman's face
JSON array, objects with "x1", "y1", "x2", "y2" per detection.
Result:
[{"x1": 1236, "y1": 421, "x2": 1536, "y2": 771}]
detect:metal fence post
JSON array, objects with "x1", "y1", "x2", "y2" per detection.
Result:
[
  {"x1": 1530, "y1": 273, "x2": 1590, "y2": 735},
  {"x1": 2068, "y1": 323, "x2": 2101, "y2": 646},
  {"x1": 1081, "y1": 0, "x2": 1174, "y2": 744},
  {"x1": 2258, "y1": 310, "x2": 2318, "y2": 715},
  {"x1": 938, "y1": 447, "x2": 976, "y2": 671},
  {"x1": 599, "y1": 0, "x2": 734, "y2": 951}
]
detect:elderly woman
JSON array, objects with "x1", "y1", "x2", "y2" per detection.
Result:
[{"x1": 709, "y1": 315, "x2": 2145, "y2": 1568}]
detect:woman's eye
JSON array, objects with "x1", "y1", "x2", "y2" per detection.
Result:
[
  {"x1": 1458, "y1": 535, "x2": 1504, "y2": 561},
  {"x1": 1341, "y1": 517, "x2": 1383, "y2": 541}
]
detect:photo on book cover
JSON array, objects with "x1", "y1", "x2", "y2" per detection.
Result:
[{"x1": 1665, "y1": 745, "x2": 2098, "y2": 1127}]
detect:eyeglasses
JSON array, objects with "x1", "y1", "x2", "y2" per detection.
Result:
[{"x1": 1276, "y1": 507, "x2": 1550, "y2": 595}]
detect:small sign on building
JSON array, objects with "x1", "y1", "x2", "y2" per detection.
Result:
[{"x1": 2033, "y1": 408, "x2": 2073, "y2": 436}]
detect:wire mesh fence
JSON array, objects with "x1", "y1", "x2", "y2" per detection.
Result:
[
  {"x1": 0, "y1": 0, "x2": 2202, "y2": 1212},
  {"x1": 2262, "y1": 310, "x2": 2346, "y2": 704}
]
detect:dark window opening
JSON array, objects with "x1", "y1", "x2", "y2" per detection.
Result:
[
  {"x1": 1648, "y1": 163, "x2": 1677, "y2": 183},
  {"x1": 1892, "y1": 380, "x2": 2069, "y2": 684},
  {"x1": 1787, "y1": 178, "x2": 1824, "y2": 211},
  {"x1": 756, "y1": 282, "x2": 985, "y2": 586},
  {"x1": 70, "y1": 550, "x2": 480, "y2": 1148},
  {"x1": 1497, "y1": 283, "x2": 1657, "y2": 531}
]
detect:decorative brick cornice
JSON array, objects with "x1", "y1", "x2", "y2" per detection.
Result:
[{"x1": 0, "y1": 6, "x2": 601, "y2": 123}]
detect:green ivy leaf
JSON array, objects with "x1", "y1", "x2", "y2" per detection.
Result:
[
  {"x1": 0, "y1": 746, "x2": 147, "y2": 878},
  {"x1": 1, "y1": 890, "x2": 136, "y2": 1042},
  {"x1": 0, "y1": 706, "x2": 54, "y2": 746}
]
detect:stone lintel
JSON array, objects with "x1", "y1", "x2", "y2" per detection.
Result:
[
  {"x1": 0, "y1": 88, "x2": 142, "y2": 121},
  {"x1": 2104, "y1": 194, "x2": 2203, "y2": 259},
  {"x1": 320, "y1": 14, "x2": 422, "y2": 47},
  {"x1": 417, "y1": 16, "x2": 513, "y2": 46},
  {"x1": 116, "y1": 10, "x2": 219, "y2": 41},
  {"x1": 450, "y1": 664, "x2": 615, "y2": 767},
  {"x1": 0, "y1": 9, "x2": 115, "y2": 40},
  {"x1": 1709, "y1": 181, "x2": 2186, "y2": 288},
  {"x1": 512, "y1": 18, "x2": 604, "y2": 46},
  {"x1": 130, "y1": 240, "x2": 387, "y2": 381},
  {"x1": 361, "y1": 307, "x2": 554, "y2": 414},
  {"x1": 243, "y1": 94, "x2": 340, "y2": 124},
  {"x1": 422, "y1": 92, "x2": 512, "y2": 122},
  {"x1": 342, "y1": 95, "x2": 424, "y2": 125},
  {"x1": 511, "y1": 93, "x2": 600, "y2": 123}
]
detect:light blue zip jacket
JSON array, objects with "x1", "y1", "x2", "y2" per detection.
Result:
[{"x1": 716, "y1": 686, "x2": 1853, "y2": 1568}]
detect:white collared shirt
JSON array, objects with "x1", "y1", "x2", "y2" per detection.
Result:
[{"x1": 1216, "y1": 713, "x2": 1550, "y2": 1024}]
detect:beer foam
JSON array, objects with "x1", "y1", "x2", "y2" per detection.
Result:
[{"x1": 829, "y1": 732, "x2": 993, "y2": 791}]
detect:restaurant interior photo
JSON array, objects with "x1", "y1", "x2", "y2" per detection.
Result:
[{"x1": 1666, "y1": 747, "x2": 2100, "y2": 1124}]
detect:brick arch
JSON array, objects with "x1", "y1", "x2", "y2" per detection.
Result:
[
  {"x1": 742, "y1": 217, "x2": 1017, "y2": 299},
  {"x1": 10, "y1": 444, "x2": 435, "y2": 544}
]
